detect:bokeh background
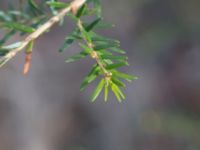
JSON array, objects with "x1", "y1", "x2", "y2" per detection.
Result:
[{"x1": 0, "y1": 0, "x2": 200, "y2": 150}]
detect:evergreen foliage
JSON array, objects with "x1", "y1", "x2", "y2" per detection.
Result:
[{"x1": 0, "y1": 0, "x2": 137, "y2": 102}]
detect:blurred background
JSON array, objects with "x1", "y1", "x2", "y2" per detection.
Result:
[{"x1": 0, "y1": 0, "x2": 200, "y2": 150}]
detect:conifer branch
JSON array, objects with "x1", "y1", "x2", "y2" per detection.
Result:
[
  {"x1": 0, "y1": 0, "x2": 86, "y2": 67},
  {"x1": 0, "y1": 0, "x2": 137, "y2": 101}
]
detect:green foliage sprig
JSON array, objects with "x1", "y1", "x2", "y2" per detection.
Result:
[{"x1": 0, "y1": 0, "x2": 137, "y2": 102}]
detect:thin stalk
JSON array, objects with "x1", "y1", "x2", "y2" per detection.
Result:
[{"x1": 77, "y1": 19, "x2": 112, "y2": 78}]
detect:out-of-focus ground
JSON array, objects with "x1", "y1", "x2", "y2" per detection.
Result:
[{"x1": 0, "y1": 0, "x2": 200, "y2": 150}]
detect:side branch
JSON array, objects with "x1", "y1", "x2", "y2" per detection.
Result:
[{"x1": 0, "y1": 0, "x2": 86, "y2": 67}]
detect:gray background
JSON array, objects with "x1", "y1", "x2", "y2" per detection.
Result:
[{"x1": 0, "y1": 0, "x2": 200, "y2": 150}]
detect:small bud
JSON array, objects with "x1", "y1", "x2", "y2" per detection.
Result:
[
  {"x1": 90, "y1": 51, "x2": 98, "y2": 59},
  {"x1": 105, "y1": 72, "x2": 112, "y2": 81},
  {"x1": 23, "y1": 53, "x2": 32, "y2": 75},
  {"x1": 88, "y1": 43, "x2": 93, "y2": 48},
  {"x1": 106, "y1": 72, "x2": 112, "y2": 77}
]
